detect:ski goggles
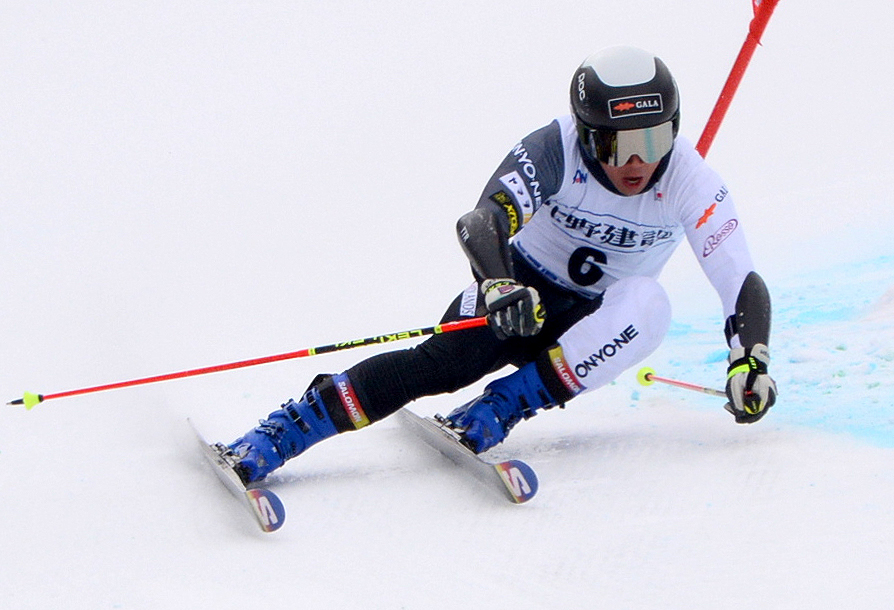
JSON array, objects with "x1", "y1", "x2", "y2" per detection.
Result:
[{"x1": 578, "y1": 120, "x2": 676, "y2": 166}]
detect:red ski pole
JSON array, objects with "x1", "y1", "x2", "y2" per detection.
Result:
[
  {"x1": 696, "y1": 0, "x2": 783, "y2": 157},
  {"x1": 8, "y1": 316, "x2": 490, "y2": 410},
  {"x1": 636, "y1": 367, "x2": 727, "y2": 399}
]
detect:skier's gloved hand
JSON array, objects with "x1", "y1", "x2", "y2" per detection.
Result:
[
  {"x1": 724, "y1": 343, "x2": 777, "y2": 424},
  {"x1": 481, "y1": 278, "x2": 545, "y2": 340}
]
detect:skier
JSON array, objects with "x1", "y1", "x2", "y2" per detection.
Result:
[{"x1": 218, "y1": 45, "x2": 777, "y2": 485}]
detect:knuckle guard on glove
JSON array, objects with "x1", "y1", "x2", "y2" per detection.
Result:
[
  {"x1": 725, "y1": 343, "x2": 777, "y2": 424},
  {"x1": 481, "y1": 278, "x2": 545, "y2": 339}
]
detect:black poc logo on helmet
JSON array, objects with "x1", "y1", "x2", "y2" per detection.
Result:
[{"x1": 607, "y1": 94, "x2": 664, "y2": 119}]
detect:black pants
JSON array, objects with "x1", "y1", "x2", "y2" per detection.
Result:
[{"x1": 344, "y1": 253, "x2": 602, "y2": 422}]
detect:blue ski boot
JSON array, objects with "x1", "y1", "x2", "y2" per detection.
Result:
[
  {"x1": 226, "y1": 383, "x2": 340, "y2": 485},
  {"x1": 445, "y1": 361, "x2": 564, "y2": 454}
]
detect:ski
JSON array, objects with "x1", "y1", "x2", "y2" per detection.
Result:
[
  {"x1": 188, "y1": 419, "x2": 286, "y2": 533},
  {"x1": 397, "y1": 408, "x2": 538, "y2": 504}
]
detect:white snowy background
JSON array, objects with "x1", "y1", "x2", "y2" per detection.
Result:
[{"x1": 2, "y1": 1, "x2": 893, "y2": 608}]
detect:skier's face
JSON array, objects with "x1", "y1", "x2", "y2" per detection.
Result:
[{"x1": 600, "y1": 155, "x2": 660, "y2": 196}]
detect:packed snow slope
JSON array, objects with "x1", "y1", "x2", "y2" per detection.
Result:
[{"x1": 2, "y1": 1, "x2": 893, "y2": 609}]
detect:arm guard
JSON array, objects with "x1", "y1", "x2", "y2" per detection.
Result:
[
  {"x1": 456, "y1": 207, "x2": 514, "y2": 281},
  {"x1": 724, "y1": 271, "x2": 771, "y2": 348}
]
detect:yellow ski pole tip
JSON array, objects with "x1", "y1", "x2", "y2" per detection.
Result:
[
  {"x1": 22, "y1": 392, "x2": 43, "y2": 410},
  {"x1": 636, "y1": 367, "x2": 656, "y2": 387}
]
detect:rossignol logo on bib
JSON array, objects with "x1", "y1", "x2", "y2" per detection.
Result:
[{"x1": 608, "y1": 94, "x2": 664, "y2": 119}]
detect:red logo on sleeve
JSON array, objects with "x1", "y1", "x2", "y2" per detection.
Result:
[{"x1": 696, "y1": 203, "x2": 716, "y2": 229}]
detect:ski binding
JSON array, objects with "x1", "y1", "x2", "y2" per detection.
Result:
[
  {"x1": 397, "y1": 408, "x2": 538, "y2": 504},
  {"x1": 188, "y1": 419, "x2": 286, "y2": 533}
]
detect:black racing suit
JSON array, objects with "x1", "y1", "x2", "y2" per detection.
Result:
[{"x1": 340, "y1": 250, "x2": 601, "y2": 425}]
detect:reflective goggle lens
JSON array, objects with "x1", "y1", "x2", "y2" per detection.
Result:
[{"x1": 583, "y1": 121, "x2": 675, "y2": 166}]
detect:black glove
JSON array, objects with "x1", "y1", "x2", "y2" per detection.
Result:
[
  {"x1": 724, "y1": 343, "x2": 777, "y2": 424},
  {"x1": 481, "y1": 278, "x2": 545, "y2": 340}
]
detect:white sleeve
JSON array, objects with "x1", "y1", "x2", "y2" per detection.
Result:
[{"x1": 678, "y1": 165, "x2": 755, "y2": 319}]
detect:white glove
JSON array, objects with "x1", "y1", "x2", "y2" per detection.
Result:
[
  {"x1": 481, "y1": 278, "x2": 545, "y2": 340},
  {"x1": 724, "y1": 343, "x2": 777, "y2": 424}
]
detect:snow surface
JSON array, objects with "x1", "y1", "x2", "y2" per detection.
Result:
[{"x1": 2, "y1": 1, "x2": 894, "y2": 608}]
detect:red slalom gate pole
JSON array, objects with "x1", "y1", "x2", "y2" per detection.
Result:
[
  {"x1": 9, "y1": 316, "x2": 491, "y2": 410},
  {"x1": 696, "y1": 0, "x2": 783, "y2": 157}
]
